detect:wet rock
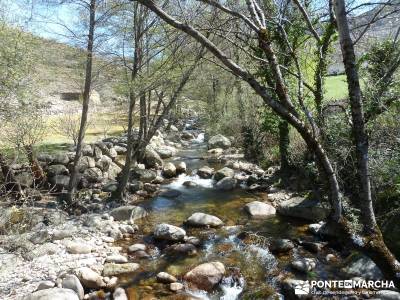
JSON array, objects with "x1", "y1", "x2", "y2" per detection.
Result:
[
  {"x1": 24, "y1": 288, "x2": 79, "y2": 300},
  {"x1": 208, "y1": 134, "x2": 231, "y2": 149},
  {"x1": 181, "y1": 131, "x2": 194, "y2": 140},
  {"x1": 154, "y1": 223, "x2": 186, "y2": 241},
  {"x1": 269, "y1": 239, "x2": 295, "y2": 253},
  {"x1": 77, "y1": 267, "x2": 105, "y2": 289},
  {"x1": 62, "y1": 275, "x2": 84, "y2": 300},
  {"x1": 244, "y1": 201, "x2": 276, "y2": 218},
  {"x1": 162, "y1": 162, "x2": 176, "y2": 178},
  {"x1": 277, "y1": 196, "x2": 330, "y2": 221},
  {"x1": 144, "y1": 183, "x2": 158, "y2": 193},
  {"x1": 214, "y1": 167, "x2": 234, "y2": 181},
  {"x1": 308, "y1": 222, "x2": 324, "y2": 235},
  {"x1": 159, "y1": 189, "x2": 181, "y2": 198},
  {"x1": 47, "y1": 164, "x2": 68, "y2": 177},
  {"x1": 36, "y1": 281, "x2": 55, "y2": 291},
  {"x1": 215, "y1": 177, "x2": 237, "y2": 190},
  {"x1": 184, "y1": 261, "x2": 225, "y2": 291},
  {"x1": 65, "y1": 241, "x2": 92, "y2": 254},
  {"x1": 342, "y1": 255, "x2": 383, "y2": 280},
  {"x1": 183, "y1": 181, "x2": 197, "y2": 188},
  {"x1": 186, "y1": 212, "x2": 223, "y2": 227},
  {"x1": 197, "y1": 166, "x2": 214, "y2": 179},
  {"x1": 103, "y1": 263, "x2": 140, "y2": 276},
  {"x1": 105, "y1": 254, "x2": 128, "y2": 264},
  {"x1": 176, "y1": 161, "x2": 187, "y2": 174},
  {"x1": 184, "y1": 236, "x2": 201, "y2": 246},
  {"x1": 170, "y1": 282, "x2": 184, "y2": 292},
  {"x1": 110, "y1": 205, "x2": 148, "y2": 222},
  {"x1": 301, "y1": 241, "x2": 326, "y2": 253},
  {"x1": 113, "y1": 287, "x2": 128, "y2": 300},
  {"x1": 128, "y1": 243, "x2": 146, "y2": 253},
  {"x1": 167, "y1": 243, "x2": 197, "y2": 256},
  {"x1": 291, "y1": 258, "x2": 317, "y2": 272},
  {"x1": 156, "y1": 272, "x2": 177, "y2": 283}
]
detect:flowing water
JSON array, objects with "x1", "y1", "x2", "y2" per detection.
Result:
[{"x1": 117, "y1": 133, "x2": 344, "y2": 299}]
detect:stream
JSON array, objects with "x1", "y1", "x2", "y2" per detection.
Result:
[{"x1": 116, "y1": 131, "x2": 344, "y2": 299}]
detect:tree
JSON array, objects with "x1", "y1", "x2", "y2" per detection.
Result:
[{"x1": 131, "y1": 0, "x2": 400, "y2": 285}]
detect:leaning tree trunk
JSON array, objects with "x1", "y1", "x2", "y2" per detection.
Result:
[
  {"x1": 334, "y1": 0, "x2": 400, "y2": 286},
  {"x1": 66, "y1": 0, "x2": 96, "y2": 205}
]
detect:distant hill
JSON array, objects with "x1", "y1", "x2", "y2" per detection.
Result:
[{"x1": 328, "y1": 1, "x2": 400, "y2": 74}]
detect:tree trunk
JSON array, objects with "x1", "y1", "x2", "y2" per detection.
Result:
[
  {"x1": 66, "y1": 0, "x2": 96, "y2": 205},
  {"x1": 278, "y1": 121, "x2": 290, "y2": 173},
  {"x1": 334, "y1": 0, "x2": 400, "y2": 285}
]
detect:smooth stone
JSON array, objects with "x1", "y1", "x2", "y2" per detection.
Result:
[
  {"x1": 66, "y1": 242, "x2": 92, "y2": 254},
  {"x1": 244, "y1": 201, "x2": 276, "y2": 218},
  {"x1": 269, "y1": 239, "x2": 295, "y2": 253},
  {"x1": 128, "y1": 243, "x2": 146, "y2": 253},
  {"x1": 154, "y1": 223, "x2": 186, "y2": 241},
  {"x1": 170, "y1": 282, "x2": 184, "y2": 292},
  {"x1": 110, "y1": 205, "x2": 148, "y2": 222},
  {"x1": 291, "y1": 258, "x2": 317, "y2": 272},
  {"x1": 113, "y1": 287, "x2": 128, "y2": 300},
  {"x1": 105, "y1": 254, "x2": 128, "y2": 264},
  {"x1": 156, "y1": 272, "x2": 177, "y2": 283},
  {"x1": 24, "y1": 288, "x2": 79, "y2": 300},
  {"x1": 103, "y1": 263, "x2": 140, "y2": 276},
  {"x1": 62, "y1": 275, "x2": 84, "y2": 300},
  {"x1": 77, "y1": 267, "x2": 105, "y2": 289},
  {"x1": 186, "y1": 212, "x2": 223, "y2": 227},
  {"x1": 184, "y1": 261, "x2": 225, "y2": 291},
  {"x1": 36, "y1": 281, "x2": 55, "y2": 291}
]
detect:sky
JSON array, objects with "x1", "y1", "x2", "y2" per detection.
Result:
[{"x1": 2, "y1": 0, "x2": 378, "y2": 44}]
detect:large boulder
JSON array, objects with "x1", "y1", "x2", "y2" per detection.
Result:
[
  {"x1": 215, "y1": 177, "x2": 237, "y2": 190},
  {"x1": 77, "y1": 267, "x2": 105, "y2": 289},
  {"x1": 214, "y1": 167, "x2": 234, "y2": 181},
  {"x1": 181, "y1": 131, "x2": 194, "y2": 140},
  {"x1": 110, "y1": 206, "x2": 148, "y2": 222},
  {"x1": 342, "y1": 255, "x2": 383, "y2": 280},
  {"x1": 184, "y1": 261, "x2": 225, "y2": 291},
  {"x1": 277, "y1": 196, "x2": 330, "y2": 221},
  {"x1": 130, "y1": 168, "x2": 157, "y2": 183},
  {"x1": 197, "y1": 166, "x2": 214, "y2": 179},
  {"x1": 154, "y1": 223, "x2": 186, "y2": 241},
  {"x1": 291, "y1": 258, "x2": 317, "y2": 273},
  {"x1": 106, "y1": 162, "x2": 121, "y2": 180},
  {"x1": 95, "y1": 155, "x2": 112, "y2": 172},
  {"x1": 175, "y1": 161, "x2": 187, "y2": 174},
  {"x1": 83, "y1": 167, "x2": 103, "y2": 183},
  {"x1": 62, "y1": 275, "x2": 84, "y2": 300},
  {"x1": 52, "y1": 153, "x2": 70, "y2": 165},
  {"x1": 244, "y1": 201, "x2": 276, "y2": 218},
  {"x1": 163, "y1": 162, "x2": 176, "y2": 178},
  {"x1": 208, "y1": 134, "x2": 231, "y2": 149},
  {"x1": 76, "y1": 156, "x2": 95, "y2": 172},
  {"x1": 47, "y1": 165, "x2": 69, "y2": 177},
  {"x1": 143, "y1": 147, "x2": 163, "y2": 168},
  {"x1": 186, "y1": 212, "x2": 223, "y2": 227},
  {"x1": 156, "y1": 146, "x2": 176, "y2": 159},
  {"x1": 24, "y1": 288, "x2": 79, "y2": 300}
]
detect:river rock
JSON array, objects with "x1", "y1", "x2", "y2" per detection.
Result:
[
  {"x1": 61, "y1": 275, "x2": 84, "y2": 300},
  {"x1": 184, "y1": 261, "x2": 225, "y2": 291},
  {"x1": 143, "y1": 147, "x2": 163, "y2": 168},
  {"x1": 77, "y1": 267, "x2": 105, "y2": 289},
  {"x1": 291, "y1": 258, "x2": 317, "y2": 272},
  {"x1": 47, "y1": 164, "x2": 68, "y2": 177},
  {"x1": 170, "y1": 282, "x2": 184, "y2": 292},
  {"x1": 156, "y1": 272, "x2": 177, "y2": 283},
  {"x1": 208, "y1": 134, "x2": 231, "y2": 149},
  {"x1": 65, "y1": 241, "x2": 92, "y2": 254},
  {"x1": 24, "y1": 288, "x2": 79, "y2": 300},
  {"x1": 186, "y1": 212, "x2": 223, "y2": 227},
  {"x1": 36, "y1": 281, "x2": 55, "y2": 291},
  {"x1": 110, "y1": 205, "x2": 148, "y2": 222},
  {"x1": 128, "y1": 243, "x2": 146, "y2": 253},
  {"x1": 154, "y1": 223, "x2": 186, "y2": 241},
  {"x1": 277, "y1": 196, "x2": 330, "y2": 221},
  {"x1": 269, "y1": 239, "x2": 295, "y2": 253},
  {"x1": 183, "y1": 181, "x2": 197, "y2": 188},
  {"x1": 113, "y1": 287, "x2": 128, "y2": 300},
  {"x1": 167, "y1": 243, "x2": 197, "y2": 256},
  {"x1": 215, "y1": 177, "x2": 237, "y2": 190},
  {"x1": 130, "y1": 168, "x2": 157, "y2": 183},
  {"x1": 181, "y1": 131, "x2": 194, "y2": 140},
  {"x1": 103, "y1": 263, "x2": 140, "y2": 276},
  {"x1": 214, "y1": 167, "x2": 234, "y2": 181},
  {"x1": 105, "y1": 254, "x2": 128, "y2": 264},
  {"x1": 176, "y1": 161, "x2": 187, "y2": 174},
  {"x1": 197, "y1": 166, "x2": 214, "y2": 179},
  {"x1": 244, "y1": 201, "x2": 276, "y2": 218},
  {"x1": 163, "y1": 162, "x2": 176, "y2": 178},
  {"x1": 342, "y1": 255, "x2": 383, "y2": 280}
]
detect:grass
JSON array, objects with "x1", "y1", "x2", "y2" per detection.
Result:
[{"x1": 324, "y1": 74, "x2": 348, "y2": 101}]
